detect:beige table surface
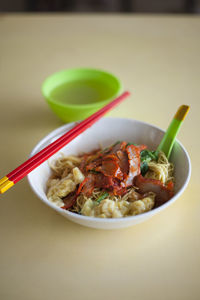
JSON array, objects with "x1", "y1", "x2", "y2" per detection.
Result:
[{"x1": 0, "y1": 13, "x2": 200, "y2": 300}]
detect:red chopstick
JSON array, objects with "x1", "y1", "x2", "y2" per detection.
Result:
[{"x1": 0, "y1": 91, "x2": 130, "y2": 193}]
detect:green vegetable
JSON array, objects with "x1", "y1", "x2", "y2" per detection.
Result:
[
  {"x1": 112, "y1": 141, "x2": 121, "y2": 147},
  {"x1": 140, "y1": 150, "x2": 159, "y2": 176},
  {"x1": 140, "y1": 150, "x2": 159, "y2": 163},
  {"x1": 126, "y1": 142, "x2": 137, "y2": 147},
  {"x1": 102, "y1": 147, "x2": 110, "y2": 154},
  {"x1": 140, "y1": 161, "x2": 149, "y2": 176},
  {"x1": 96, "y1": 192, "x2": 109, "y2": 203}
]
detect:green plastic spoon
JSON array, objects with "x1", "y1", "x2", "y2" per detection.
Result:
[{"x1": 157, "y1": 105, "x2": 190, "y2": 159}]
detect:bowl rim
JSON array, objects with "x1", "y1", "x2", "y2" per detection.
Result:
[
  {"x1": 27, "y1": 117, "x2": 191, "y2": 224},
  {"x1": 41, "y1": 67, "x2": 123, "y2": 109}
]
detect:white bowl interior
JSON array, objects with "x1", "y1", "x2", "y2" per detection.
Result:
[{"x1": 28, "y1": 118, "x2": 191, "y2": 229}]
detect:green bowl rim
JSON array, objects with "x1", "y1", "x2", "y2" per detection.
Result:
[{"x1": 41, "y1": 67, "x2": 123, "y2": 109}]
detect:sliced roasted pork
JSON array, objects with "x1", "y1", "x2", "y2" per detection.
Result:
[
  {"x1": 122, "y1": 145, "x2": 141, "y2": 187},
  {"x1": 134, "y1": 174, "x2": 174, "y2": 206}
]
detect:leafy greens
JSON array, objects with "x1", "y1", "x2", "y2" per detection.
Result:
[{"x1": 140, "y1": 150, "x2": 159, "y2": 176}]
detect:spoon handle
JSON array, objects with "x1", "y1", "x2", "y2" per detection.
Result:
[{"x1": 157, "y1": 105, "x2": 190, "y2": 159}]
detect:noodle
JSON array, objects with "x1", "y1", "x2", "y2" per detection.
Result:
[{"x1": 144, "y1": 151, "x2": 174, "y2": 184}]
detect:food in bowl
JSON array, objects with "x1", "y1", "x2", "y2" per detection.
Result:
[{"x1": 46, "y1": 141, "x2": 174, "y2": 218}]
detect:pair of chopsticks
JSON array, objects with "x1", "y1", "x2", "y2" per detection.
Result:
[{"x1": 0, "y1": 91, "x2": 130, "y2": 194}]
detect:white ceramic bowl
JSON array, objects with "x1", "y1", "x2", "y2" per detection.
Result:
[{"x1": 27, "y1": 118, "x2": 191, "y2": 229}]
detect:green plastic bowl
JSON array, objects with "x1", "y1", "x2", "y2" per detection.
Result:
[{"x1": 42, "y1": 68, "x2": 122, "y2": 122}]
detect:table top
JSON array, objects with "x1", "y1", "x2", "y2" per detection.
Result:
[{"x1": 0, "y1": 14, "x2": 199, "y2": 300}]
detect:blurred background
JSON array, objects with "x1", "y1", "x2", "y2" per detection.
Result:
[{"x1": 0, "y1": 0, "x2": 200, "y2": 13}]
